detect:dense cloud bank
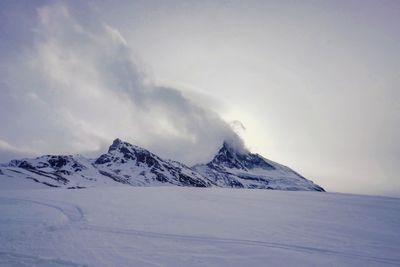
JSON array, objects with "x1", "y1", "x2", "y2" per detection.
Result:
[{"x1": 0, "y1": 3, "x2": 243, "y2": 164}]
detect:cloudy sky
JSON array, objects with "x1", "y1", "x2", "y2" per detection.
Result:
[{"x1": 1, "y1": 0, "x2": 399, "y2": 196}]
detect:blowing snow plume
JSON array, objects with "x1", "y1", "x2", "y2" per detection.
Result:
[{"x1": 0, "y1": 3, "x2": 243, "y2": 165}]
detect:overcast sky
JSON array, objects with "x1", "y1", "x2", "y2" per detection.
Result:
[{"x1": 1, "y1": 0, "x2": 399, "y2": 196}]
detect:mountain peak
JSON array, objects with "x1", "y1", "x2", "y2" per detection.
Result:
[
  {"x1": 211, "y1": 141, "x2": 249, "y2": 170},
  {"x1": 221, "y1": 141, "x2": 232, "y2": 152},
  {"x1": 194, "y1": 141, "x2": 325, "y2": 191},
  {"x1": 109, "y1": 138, "x2": 122, "y2": 152},
  {"x1": 113, "y1": 138, "x2": 123, "y2": 144},
  {"x1": 108, "y1": 138, "x2": 134, "y2": 153},
  {"x1": 219, "y1": 140, "x2": 248, "y2": 156},
  {"x1": 98, "y1": 138, "x2": 172, "y2": 169},
  {"x1": 210, "y1": 141, "x2": 276, "y2": 171}
]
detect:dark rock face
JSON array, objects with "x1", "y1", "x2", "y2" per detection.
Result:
[
  {"x1": 108, "y1": 138, "x2": 123, "y2": 152},
  {"x1": 12, "y1": 156, "x2": 86, "y2": 172},
  {"x1": 11, "y1": 160, "x2": 35, "y2": 170},
  {"x1": 48, "y1": 156, "x2": 69, "y2": 168},
  {"x1": 209, "y1": 142, "x2": 275, "y2": 171},
  {"x1": 98, "y1": 170, "x2": 130, "y2": 184},
  {"x1": 94, "y1": 154, "x2": 111, "y2": 165}
]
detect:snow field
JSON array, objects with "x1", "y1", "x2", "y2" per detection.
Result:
[{"x1": 0, "y1": 187, "x2": 399, "y2": 266}]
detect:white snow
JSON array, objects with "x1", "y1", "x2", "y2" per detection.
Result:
[{"x1": 0, "y1": 186, "x2": 399, "y2": 266}]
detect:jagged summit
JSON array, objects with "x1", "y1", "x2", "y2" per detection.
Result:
[
  {"x1": 217, "y1": 141, "x2": 248, "y2": 158},
  {"x1": 108, "y1": 138, "x2": 124, "y2": 152},
  {"x1": 107, "y1": 138, "x2": 144, "y2": 153},
  {"x1": 194, "y1": 141, "x2": 325, "y2": 191},
  {"x1": 210, "y1": 141, "x2": 275, "y2": 171},
  {"x1": 97, "y1": 138, "x2": 151, "y2": 165}
]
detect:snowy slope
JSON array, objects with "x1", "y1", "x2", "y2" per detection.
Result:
[
  {"x1": 194, "y1": 141, "x2": 324, "y2": 191},
  {"x1": 0, "y1": 187, "x2": 398, "y2": 266}
]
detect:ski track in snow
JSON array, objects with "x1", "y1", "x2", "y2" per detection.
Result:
[
  {"x1": 0, "y1": 251, "x2": 88, "y2": 267},
  {"x1": 0, "y1": 197, "x2": 85, "y2": 225},
  {"x1": 0, "y1": 197, "x2": 87, "y2": 267},
  {"x1": 0, "y1": 188, "x2": 399, "y2": 266},
  {"x1": 81, "y1": 225, "x2": 400, "y2": 266}
]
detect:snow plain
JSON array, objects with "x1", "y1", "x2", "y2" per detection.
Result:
[{"x1": 0, "y1": 186, "x2": 399, "y2": 266}]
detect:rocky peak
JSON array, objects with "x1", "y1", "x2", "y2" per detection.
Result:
[
  {"x1": 107, "y1": 138, "x2": 145, "y2": 155},
  {"x1": 210, "y1": 141, "x2": 248, "y2": 170},
  {"x1": 96, "y1": 138, "x2": 159, "y2": 168},
  {"x1": 219, "y1": 141, "x2": 236, "y2": 155},
  {"x1": 108, "y1": 138, "x2": 125, "y2": 152},
  {"x1": 9, "y1": 155, "x2": 87, "y2": 174},
  {"x1": 210, "y1": 141, "x2": 275, "y2": 171}
]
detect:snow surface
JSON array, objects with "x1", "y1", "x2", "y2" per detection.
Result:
[{"x1": 0, "y1": 186, "x2": 399, "y2": 266}]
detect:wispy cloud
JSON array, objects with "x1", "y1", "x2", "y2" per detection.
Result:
[{"x1": 0, "y1": 3, "x2": 242, "y2": 164}]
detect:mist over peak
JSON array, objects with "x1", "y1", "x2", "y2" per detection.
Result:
[
  {"x1": 221, "y1": 136, "x2": 249, "y2": 156},
  {"x1": 0, "y1": 3, "x2": 243, "y2": 166}
]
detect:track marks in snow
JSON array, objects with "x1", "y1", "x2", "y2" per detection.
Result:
[
  {"x1": 0, "y1": 197, "x2": 85, "y2": 226},
  {"x1": 81, "y1": 224, "x2": 400, "y2": 266},
  {"x1": 0, "y1": 251, "x2": 88, "y2": 267},
  {"x1": 1, "y1": 189, "x2": 399, "y2": 267}
]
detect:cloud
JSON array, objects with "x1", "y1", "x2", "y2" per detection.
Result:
[
  {"x1": 0, "y1": 139, "x2": 36, "y2": 163},
  {"x1": 0, "y1": 3, "x2": 243, "y2": 165}
]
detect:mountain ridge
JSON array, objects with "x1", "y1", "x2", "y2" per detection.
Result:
[{"x1": 0, "y1": 138, "x2": 324, "y2": 192}]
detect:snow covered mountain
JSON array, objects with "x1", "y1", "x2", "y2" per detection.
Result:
[
  {"x1": 0, "y1": 138, "x2": 324, "y2": 191},
  {"x1": 93, "y1": 138, "x2": 211, "y2": 187},
  {"x1": 2, "y1": 154, "x2": 114, "y2": 189},
  {"x1": 194, "y1": 141, "x2": 325, "y2": 191},
  {"x1": 0, "y1": 139, "x2": 211, "y2": 189}
]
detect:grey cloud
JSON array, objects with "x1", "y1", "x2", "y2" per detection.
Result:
[{"x1": 0, "y1": 3, "x2": 242, "y2": 165}]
